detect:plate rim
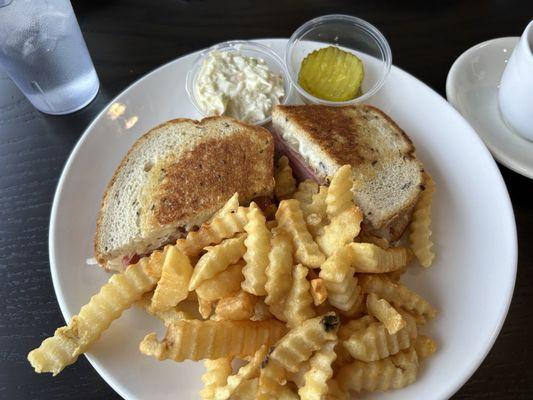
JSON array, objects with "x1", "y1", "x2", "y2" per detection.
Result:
[
  {"x1": 445, "y1": 36, "x2": 533, "y2": 179},
  {"x1": 48, "y1": 38, "x2": 518, "y2": 400}
]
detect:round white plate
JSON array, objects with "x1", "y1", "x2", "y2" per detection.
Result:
[
  {"x1": 446, "y1": 37, "x2": 533, "y2": 179},
  {"x1": 49, "y1": 39, "x2": 517, "y2": 400}
]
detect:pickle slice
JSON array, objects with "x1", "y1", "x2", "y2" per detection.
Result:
[{"x1": 298, "y1": 46, "x2": 364, "y2": 102}]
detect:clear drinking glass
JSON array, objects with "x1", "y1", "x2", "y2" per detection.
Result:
[{"x1": 0, "y1": 0, "x2": 99, "y2": 115}]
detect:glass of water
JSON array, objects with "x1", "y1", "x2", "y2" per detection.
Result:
[{"x1": 0, "y1": 0, "x2": 99, "y2": 115}]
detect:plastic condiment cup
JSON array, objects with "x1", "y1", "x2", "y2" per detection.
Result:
[
  {"x1": 285, "y1": 14, "x2": 392, "y2": 105},
  {"x1": 185, "y1": 40, "x2": 291, "y2": 126}
]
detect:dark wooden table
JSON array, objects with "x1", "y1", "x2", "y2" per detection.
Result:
[{"x1": 1, "y1": 0, "x2": 532, "y2": 398}]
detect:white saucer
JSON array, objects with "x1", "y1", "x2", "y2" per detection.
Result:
[{"x1": 446, "y1": 37, "x2": 533, "y2": 179}]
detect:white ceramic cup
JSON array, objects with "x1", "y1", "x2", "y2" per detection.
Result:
[{"x1": 498, "y1": 19, "x2": 533, "y2": 141}]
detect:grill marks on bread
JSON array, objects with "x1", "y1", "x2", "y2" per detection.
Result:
[
  {"x1": 277, "y1": 105, "x2": 415, "y2": 168},
  {"x1": 142, "y1": 134, "x2": 273, "y2": 229}
]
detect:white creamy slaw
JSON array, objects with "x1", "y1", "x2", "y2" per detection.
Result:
[{"x1": 194, "y1": 50, "x2": 285, "y2": 123}]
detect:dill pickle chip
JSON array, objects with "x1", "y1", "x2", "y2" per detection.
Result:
[{"x1": 298, "y1": 46, "x2": 364, "y2": 102}]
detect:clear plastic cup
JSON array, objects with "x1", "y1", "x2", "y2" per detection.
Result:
[
  {"x1": 285, "y1": 14, "x2": 392, "y2": 105},
  {"x1": 0, "y1": 0, "x2": 99, "y2": 115},
  {"x1": 186, "y1": 40, "x2": 292, "y2": 125}
]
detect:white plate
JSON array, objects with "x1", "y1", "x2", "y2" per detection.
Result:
[
  {"x1": 49, "y1": 39, "x2": 517, "y2": 400},
  {"x1": 446, "y1": 37, "x2": 533, "y2": 179}
]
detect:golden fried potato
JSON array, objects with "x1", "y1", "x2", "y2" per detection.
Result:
[
  {"x1": 189, "y1": 235, "x2": 247, "y2": 290},
  {"x1": 195, "y1": 260, "x2": 245, "y2": 301},
  {"x1": 285, "y1": 264, "x2": 315, "y2": 329},
  {"x1": 215, "y1": 291, "x2": 256, "y2": 321},
  {"x1": 242, "y1": 203, "x2": 271, "y2": 296},
  {"x1": 317, "y1": 205, "x2": 362, "y2": 257},
  {"x1": 409, "y1": 172, "x2": 436, "y2": 267},
  {"x1": 264, "y1": 228, "x2": 293, "y2": 321},
  {"x1": 151, "y1": 245, "x2": 192, "y2": 312},
  {"x1": 140, "y1": 319, "x2": 286, "y2": 362},
  {"x1": 275, "y1": 156, "x2": 297, "y2": 201},
  {"x1": 215, "y1": 345, "x2": 268, "y2": 400},
  {"x1": 200, "y1": 358, "x2": 233, "y2": 400},
  {"x1": 178, "y1": 193, "x2": 248, "y2": 257},
  {"x1": 28, "y1": 251, "x2": 164, "y2": 375},
  {"x1": 325, "y1": 165, "x2": 353, "y2": 218},
  {"x1": 276, "y1": 199, "x2": 325, "y2": 268},
  {"x1": 366, "y1": 293, "x2": 406, "y2": 335},
  {"x1": 337, "y1": 348, "x2": 419, "y2": 392},
  {"x1": 298, "y1": 341, "x2": 337, "y2": 400},
  {"x1": 359, "y1": 275, "x2": 437, "y2": 319}
]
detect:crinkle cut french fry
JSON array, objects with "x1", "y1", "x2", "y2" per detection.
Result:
[
  {"x1": 287, "y1": 360, "x2": 310, "y2": 387},
  {"x1": 195, "y1": 260, "x2": 244, "y2": 301},
  {"x1": 28, "y1": 251, "x2": 164, "y2": 375},
  {"x1": 242, "y1": 203, "x2": 270, "y2": 296},
  {"x1": 151, "y1": 245, "x2": 192, "y2": 312},
  {"x1": 319, "y1": 246, "x2": 363, "y2": 312},
  {"x1": 200, "y1": 358, "x2": 233, "y2": 400},
  {"x1": 285, "y1": 264, "x2": 316, "y2": 329},
  {"x1": 359, "y1": 275, "x2": 437, "y2": 319},
  {"x1": 342, "y1": 312, "x2": 417, "y2": 362},
  {"x1": 264, "y1": 228, "x2": 293, "y2": 321},
  {"x1": 137, "y1": 292, "x2": 197, "y2": 324},
  {"x1": 189, "y1": 235, "x2": 247, "y2": 290},
  {"x1": 139, "y1": 319, "x2": 286, "y2": 362},
  {"x1": 177, "y1": 194, "x2": 248, "y2": 257},
  {"x1": 325, "y1": 165, "x2": 353, "y2": 218},
  {"x1": 337, "y1": 347, "x2": 419, "y2": 393},
  {"x1": 215, "y1": 291, "x2": 256, "y2": 321},
  {"x1": 409, "y1": 172, "x2": 436, "y2": 267},
  {"x1": 269, "y1": 313, "x2": 340, "y2": 373},
  {"x1": 275, "y1": 156, "x2": 297, "y2": 201},
  {"x1": 317, "y1": 205, "x2": 362, "y2": 257},
  {"x1": 339, "y1": 315, "x2": 376, "y2": 340},
  {"x1": 276, "y1": 199, "x2": 325, "y2": 268},
  {"x1": 414, "y1": 335, "x2": 437, "y2": 359},
  {"x1": 298, "y1": 341, "x2": 337, "y2": 400},
  {"x1": 212, "y1": 192, "x2": 239, "y2": 220},
  {"x1": 214, "y1": 345, "x2": 268, "y2": 400},
  {"x1": 258, "y1": 355, "x2": 287, "y2": 400},
  {"x1": 292, "y1": 180, "x2": 328, "y2": 238},
  {"x1": 366, "y1": 293, "x2": 406, "y2": 335},
  {"x1": 350, "y1": 243, "x2": 412, "y2": 273},
  {"x1": 337, "y1": 289, "x2": 365, "y2": 318}
]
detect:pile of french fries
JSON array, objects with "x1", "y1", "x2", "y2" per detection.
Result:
[{"x1": 28, "y1": 157, "x2": 437, "y2": 399}]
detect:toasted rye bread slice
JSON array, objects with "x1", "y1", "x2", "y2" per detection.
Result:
[
  {"x1": 95, "y1": 116, "x2": 274, "y2": 270},
  {"x1": 272, "y1": 105, "x2": 424, "y2": 237}
]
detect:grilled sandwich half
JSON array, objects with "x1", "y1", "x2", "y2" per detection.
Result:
[
  {"x1": 272, "y1": 104, "x2": 424, "y2": 241},
  {"x1": 94, "y1": 117, "x2": 274, "y2": 271}
]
